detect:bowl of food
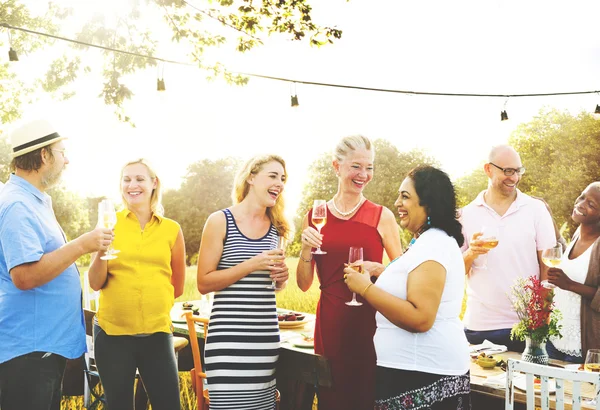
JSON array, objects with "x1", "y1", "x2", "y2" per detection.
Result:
[{"x1": 477, "y1": 357, "x2": 497, "y2": 369}]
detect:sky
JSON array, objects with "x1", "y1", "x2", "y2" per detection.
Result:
[{"x1": 4, "y1": 0, "x2": 600, "y2": 219}]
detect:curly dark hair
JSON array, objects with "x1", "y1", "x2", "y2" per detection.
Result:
[{"x1": 407, "y1": 165, "x2": 464, "y2": 247}]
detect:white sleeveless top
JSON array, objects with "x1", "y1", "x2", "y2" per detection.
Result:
[{"x1": 550, "y1": 237, "x2": 591, "y2": 357}]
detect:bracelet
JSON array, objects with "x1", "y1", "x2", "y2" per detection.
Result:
[
  {"x1": 361, "y1": 283, "x2": 374, "y2": 298},
  {"x1": 299, "y1": 253, "x2": 313, "y2": 263}
]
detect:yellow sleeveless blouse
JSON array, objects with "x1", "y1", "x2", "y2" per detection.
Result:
[{"x1": 97, "y1": 209, "x2": 180, "y2": 335}]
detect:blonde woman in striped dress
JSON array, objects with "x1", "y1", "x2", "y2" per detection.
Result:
[{"x1": 197, "y1": 154, "x2": 291, "y2": 410}]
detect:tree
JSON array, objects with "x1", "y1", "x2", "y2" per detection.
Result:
[
  {"x1": 509, "y1": 108, "x2": 600, "y2": 237},
  {"x1": 290, "y1": 139, "x2": 439, "y2": 253},
  {"x1": 2, "y1": 0, "x2": 342, "y2": 124},
  {"x1": 455, "y1": 167, "x2": 487, "y2": 208},
  {"x1": 163, "y1": 156, "x2": 242, "y2": 264},
  {"x1": 0, "y1": 135, "x2": 11, "y2": 182},
  {"x1": 0, "y1": 0, "x2": 63, "y2": 123}
]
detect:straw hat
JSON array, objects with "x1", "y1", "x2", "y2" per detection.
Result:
[{"x1": 9, "y1": 119, "x2": 66, "y2": 158}]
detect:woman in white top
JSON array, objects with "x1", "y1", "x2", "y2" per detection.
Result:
[
  {"x1": 344, "y1": 165, "x2": 470, "y2": 410},
  {"x1": 547, "y1": 182, "x2": 600, "y2": 363}
]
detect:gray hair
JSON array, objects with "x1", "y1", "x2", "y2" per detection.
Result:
[{"x1": 333, "y1": 135, "x2": 373, "y2": 162}]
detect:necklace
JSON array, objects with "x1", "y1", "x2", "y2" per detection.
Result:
[{"x1": 331, "y1": 195, "x2": 363, "y2": 217}]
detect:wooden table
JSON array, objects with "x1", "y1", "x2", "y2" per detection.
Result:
[
  {"x1": 470, "y1": 351, "x2": 596, "y2": 410},
  {"x1": 172, "y1": 303, "x2": 597, "y2": 410}
]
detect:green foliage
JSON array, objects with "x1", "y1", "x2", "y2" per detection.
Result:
[
  {"x1": 455, "y1": 166, "x2": 487, "y2": 208},
  {"x1": 2, "y1": 0, "x2": 342, "y2": 125},
  {"x1": 510, "y1": 108, "x2": 600, "y2": 237},
  {"x1": 163, "y1": 157, "x2": 242, "y2": 264},
  {"x1": 291, "y1": 139, "x2": 439, "y2": 253},
  {"x1": 0, "y1": 1, "x2": 64, "y2": 123},
  {"x1": 0, "y1": 136, "x2": 11, "y2": 182}
]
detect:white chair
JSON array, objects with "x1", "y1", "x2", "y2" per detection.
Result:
[
  {"x1": 505, "y1": 358, "x2": 600, "y2": 410},
  {"x1": 82, "y1": 270, "x2": 100, "y2": 311}
]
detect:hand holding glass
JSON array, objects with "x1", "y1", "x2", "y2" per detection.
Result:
[
  {"x1": 541, "y1": 245, "x2": 562, "y2": 289},
  {"x1": 345, "y1": 246, "x2": 363, "y2": 307},
  {"x1": 266, "y1": 236, "x2": 286, "y2": 289},
  {"x1": 475, "y1": 226, "x2": 499, "y2": 270},
  {"x1": 311, "y1": 200, "x2": 327, "y2": 255},
  {"x1": 99, "y1": 199, "x2": 118, "y2": 260}
]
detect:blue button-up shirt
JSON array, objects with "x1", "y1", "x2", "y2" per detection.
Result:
[{"x1": 0, "y1": 174, "x2": 85, "y2": 364}]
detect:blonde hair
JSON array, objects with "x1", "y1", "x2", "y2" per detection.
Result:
[
  {"x1": 232, "y1": 154, "x2": 290, "y2": 239},
  {"x1": 333, "y1": 135, "x2": 374, "y2": 163},
  {"x1": 120, "y1": 158, "x2": 164, "y2": 216}
]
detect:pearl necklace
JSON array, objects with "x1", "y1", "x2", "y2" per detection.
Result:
[{"x1": 331, "y1": 196, "x2": 364, "y2": 217}]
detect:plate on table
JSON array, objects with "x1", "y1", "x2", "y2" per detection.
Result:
[
  {"x1": 513, "y1": 374, "x2": 556, "y2": 394},
  {"x1": 564, "y1": 364, "x2": 585, "y2": 371},
  {"x1": 279, "y1": 320, "x2": 309, "y2": 329},
  {"x1": 290, "y1": 336, "x2": 314, "y2": 348}
]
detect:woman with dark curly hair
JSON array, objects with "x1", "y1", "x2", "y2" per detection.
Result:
[{"x1": 344, "y1": 165, "x2": 471, "y2": 410}]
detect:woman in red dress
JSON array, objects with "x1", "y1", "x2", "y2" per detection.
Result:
[{"x1": 296, "y1": 135, "x2": 403, "y2": 410}]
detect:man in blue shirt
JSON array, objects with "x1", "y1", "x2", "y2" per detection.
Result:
[{"x1": 0, "y1": 119, "x2": 113, "y2": 410}]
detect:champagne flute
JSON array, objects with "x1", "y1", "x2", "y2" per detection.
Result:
[
  {"x1": 266, "y1": 236, "x2": 286, "y2": 289},
  {"x1": 345, "y1": 246, "x2": 363, "y2": 307},
  {"x1": 541, "y1": 245, "x2": 563, "y2": 289},
  {"x1": 583, "y1": 349, "x2": 600, "y2": 406},
  {"x1": 311, "y1": 200, "x2": 327, "y2": 255},
  {"x1": 475, "y1": 225, "x2": 499, "y2": 270},
  {"x1": 99, "y1": 199, "x2": 118, "y2": 261}
]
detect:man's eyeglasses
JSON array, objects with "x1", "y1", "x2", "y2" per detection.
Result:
[
  {"x1": 489, "y1": 162, "x2": 525, "y2": 176},
  {"x1": 51, "y1": 148, "x2": 67, "y2": 158}
]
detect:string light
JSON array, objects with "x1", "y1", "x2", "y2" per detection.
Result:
[
  {"x1": 290, "y1": 82, "x2": 299, "y2": 107},
  {"x1": 157, "y1": 63, "x2": 166, "y2": 91},
  {"x1": 6, "y1": 29, "x2": 18, "y2": 61},
  {"x1": 2, "y1": 21, "x2": 600, "y2": 116},
  {"x1": 501, "y1": 99, "x2": 509, "y2": 121}
]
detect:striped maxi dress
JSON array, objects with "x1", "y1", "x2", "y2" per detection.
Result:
[{"x1": 204, "y1": 208, "x2": 280, "y2": 410}]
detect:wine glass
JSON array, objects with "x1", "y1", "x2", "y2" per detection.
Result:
[
  {"x1": 311, "y1": 200, "x2": 327, "y2": 255},
  {"x1": 475, "y1": 225, "x2": 499, "y2": 270},
  {"x1": 266, "y1": 236, "x2": 286, "y2": 289},
  {"x1": 345, "y1": 246, "x2": 363, "y2": 307},
  {"x1": 583, "y1": 349, "x2": 600, "y2": 406},
  {"x1": 541, "y1": 245, "x2": 563, "y2": 289},
  {"x1": 99, "y1": 199, "x2": 118, "y2": 261}
]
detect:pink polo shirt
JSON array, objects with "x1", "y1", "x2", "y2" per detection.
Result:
[{"x1": 460, "y1": 189, "x2": 556, "y2": 331}]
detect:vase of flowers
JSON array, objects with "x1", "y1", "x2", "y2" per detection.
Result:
[{"x1": 509, "y1": 276, "x2": 562, "y2": 365}]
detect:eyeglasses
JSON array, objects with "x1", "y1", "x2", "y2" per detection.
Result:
[
  {"x1": 51, "y1": 148, "x2": 67, "y2": 158},
  {"x1": 489, "y1": 162, "x2": 525, "y2": 176}
]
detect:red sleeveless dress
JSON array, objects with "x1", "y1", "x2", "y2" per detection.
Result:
[{"x1": 309, "y1": 200, "x2": 384, "y2": 410}]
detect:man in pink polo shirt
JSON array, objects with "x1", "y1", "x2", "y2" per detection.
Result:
[{"x1": 460, "y1": 145, "x2": 556, "y2": 351}]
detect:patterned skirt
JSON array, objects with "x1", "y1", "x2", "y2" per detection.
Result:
[{"x1": 374, "y1": 366, "x2": 471, "y2": 410}]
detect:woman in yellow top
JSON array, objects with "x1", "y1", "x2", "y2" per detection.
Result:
[{"x1": 88, "y1": 158, "x2": 186, "y2": 410}]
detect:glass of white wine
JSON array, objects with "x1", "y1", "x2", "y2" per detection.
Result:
[
  {"x1": 345, "y1": 246, "x2": 363, "y2": 307},
  {"x1": 475, "y1": 225, "x2": 499, "y2": 270},
  {"x1": 266, "y1": 236, "x2": 286, "y2": 290},
  {"x1": 311, "y1": 200, "x2": 327, "y2": 255},
  {"x1": 583, "y1": 349, "x2": 600, "y2": 406},
  {"x1": 541, "y1": 245, "x2": 562, "y2": 289},
  {"x1": 99, "y1": 199, "x2": 118, "y2": 261}
]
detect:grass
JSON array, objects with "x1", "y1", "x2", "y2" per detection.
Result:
[{"x1": 63, "y1": 258, "x2": 467, "y2": 409}]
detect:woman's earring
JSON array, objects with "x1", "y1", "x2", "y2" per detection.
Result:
[{"x1": 427, "y1": 216, "x2": 431, "y2": 225}]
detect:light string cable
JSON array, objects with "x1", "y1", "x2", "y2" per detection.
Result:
[{"x1": 2, "y1": 22, "x2": 600, "y2": 98}]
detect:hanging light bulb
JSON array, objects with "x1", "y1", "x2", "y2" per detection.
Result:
[
  {"x1": 290, "y1": 82, "x2": 299, "y2": 107},
  {"x1": 500, "y1": 98, "x2": 509, "y2": 121},
  {"x1": 7, "y1": 30, "x2": 18, "y2": 61},
  {"x1": 156, "y1": 63, "x2": 166, "y2": 91}
]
